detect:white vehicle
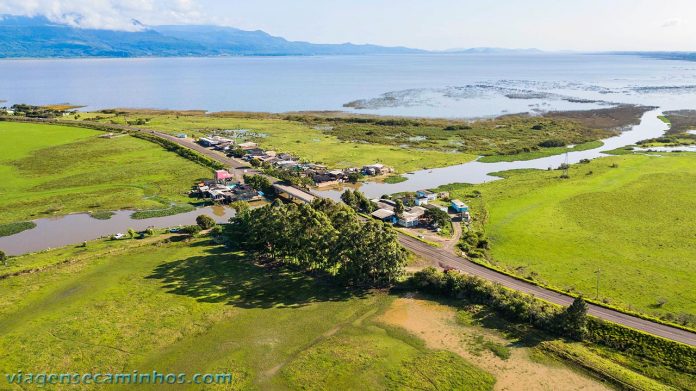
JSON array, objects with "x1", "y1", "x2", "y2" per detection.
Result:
[{"x1": 113, "y1": 233, "x2": 126, "y2": 239}]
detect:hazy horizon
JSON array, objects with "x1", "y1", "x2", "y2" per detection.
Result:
[{"x1": 1, "y1": 0, "x2": 695, "y2": 52}]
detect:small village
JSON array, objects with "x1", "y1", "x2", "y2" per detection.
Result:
[
  {"x1": 197, "y1": 134, "x2": 394, "y2": 187},
  {"x1": 193, "y1": 133, "x2": 471, "y2": 231}
]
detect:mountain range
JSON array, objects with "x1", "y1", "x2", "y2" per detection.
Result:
[{"x1": 0, "y1": 15, "x2": 424, "y2": 58}]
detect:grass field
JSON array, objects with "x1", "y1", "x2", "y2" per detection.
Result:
[
  {"x1": 437, "y1": 153, "x2": 696, "y2": 322},
  {"x1": 0, "y1": 237, "x2": 496, "y2": 390},
  {"x1": 0, "y1": 122, "x2": 211, "y2": 225},
  {"x1": 81, "y1": 113, "x2": 477, "y2": 173},
  {"x1": 77, "y1": 109, "x2": 631, "y2": 173},
  {"x1": 1, "y1": 235, "x2": 682, "y2": 390}
]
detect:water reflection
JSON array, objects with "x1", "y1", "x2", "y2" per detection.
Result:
[
  {"x1": 0, "y1": 206, "x2": 236, "y2": 256},
  {"x1": 315, "y1": 109, "x2": 670, "y2": 199}
]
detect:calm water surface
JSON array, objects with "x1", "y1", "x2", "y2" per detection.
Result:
[
  {"x1": 2, "y1": 54, "x2": 696, "y2": 117},
  {"x1": 1, "y1": 54, "x2": 694, "y2": 254},
  {"x1": 313, "y1": 109, "x2": 671, "y2": 199},
  {"x1": 0, "y1": 206, "x2": 236, "y2": 256}
]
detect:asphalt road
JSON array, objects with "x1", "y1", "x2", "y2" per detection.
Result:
[
  {"x1": 45, "y1": 118, "x2": 696, "y2": 347},
  {"x1": 399, "y1": 235, "x2": 696, "y2": 346}
]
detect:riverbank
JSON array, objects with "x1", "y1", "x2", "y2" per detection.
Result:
[
  {"x1": 436, "y1": 152, "x2": 696, "y2": 326},
  {"x1": 74, "y1": 105, "x2": 649, "y2": 173}
]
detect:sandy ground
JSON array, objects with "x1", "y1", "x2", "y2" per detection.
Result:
[{"x1": 379, "y1": 296, "x2": 609, "y2": 391}]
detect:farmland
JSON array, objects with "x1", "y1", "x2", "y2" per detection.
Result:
[
  {"x1": 437, "y1": 153, "x2": 696, "y2": 323},
  {"x1": 0, "y1": 122, "x2": 211, "y2": 226}
]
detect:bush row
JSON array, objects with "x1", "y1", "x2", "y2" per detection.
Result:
[
  {"x1": 130, "y1": 132, "x2": 224, "y2": 170},
  {"x1": 408, "y1": 267, "x2": 696, "y2": 373},
  {"x1": 586, "y1": 318, "x2": 695, "y2": 374}
]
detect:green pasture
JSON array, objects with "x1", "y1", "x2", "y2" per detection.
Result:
[
  {"x1": 439, "y1": 153, "x2": 696, "y2": 321},
  {"x1": 0, "y1": 237, "x2": 494, "y2": 390},
  {"x1": 0, "y1": 122, "x2": 211, "y2": 225}
]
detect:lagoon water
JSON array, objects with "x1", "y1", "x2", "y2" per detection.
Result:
[
  {"x1": 2, "y1": 54, "x2": 696, "y2": 117},
  {"x1": 0, "y1": 206, "x2": 236, "y2": 256},
  {"x1": 2, "y1": 53, "x2": 696, "y2": 254}
]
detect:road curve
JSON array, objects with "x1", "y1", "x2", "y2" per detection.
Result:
[
  {"x1": 398, "y1": 235, "x2": 696, "y2": 346},
  {"x1": 35, "y1": 118, "x2": 696, "y2": 347},
  {"x1": 150, "y1": 122, "x2": 696, "y2": 347}
]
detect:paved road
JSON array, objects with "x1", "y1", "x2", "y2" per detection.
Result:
[
  {"x1": 399, "y1": 235, "x2": 696, "y2": 346},
  {"x1": 21, "y1": 118, "x2": 696, "y2": 346},
  {"x1": 148, "y1": 123, "x2": 696, "y2": 347}
]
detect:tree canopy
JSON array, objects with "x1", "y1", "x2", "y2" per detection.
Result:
[{"x1": 227, "y1": 198, "x2": 407, "y2": 287}]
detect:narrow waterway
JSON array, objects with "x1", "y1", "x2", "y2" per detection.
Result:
[
  {"x1": 0, "y1": 206, "x2": 236, "y2": 256},
  {"x1": 0, "y1": 109, "x2": 671, "y2": 255},
  {"x1": 314, "y1": 109, "x2": 670, "y2": 199}
]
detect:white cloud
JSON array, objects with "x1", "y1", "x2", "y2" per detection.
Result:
[
  {"x1": 661, "y1": 18, "x2": 681, "y2": 28},
  {"x1": 0, "y1": 0, "x2": 207, "y2": 31}
]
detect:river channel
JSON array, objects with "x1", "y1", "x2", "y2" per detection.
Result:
[{"x1": 0, "y1": 109, "x2": 672, "y2": 255}]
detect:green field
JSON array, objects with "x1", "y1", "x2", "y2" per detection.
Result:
[
  {"x1": 77, "y1": 109, "x2": 628, "y2": 173},
  {"x1": 438, "y1": 153, "x2": 696, "y2": 322},
  {"x1": 82, "y1": 113, "x2": 477, "y2": 173},
  {"x1": 0, "y1": 237, "x2": 495, "y2": 390},
  {"x1": 0, "y1": 122, "x2": 211, "y2": 225}
]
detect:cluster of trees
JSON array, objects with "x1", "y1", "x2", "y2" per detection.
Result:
[
  {"x1": 227, "y1": 199, "x2": 407, "y2": 287},
  {"x1": 196, "y1": 215, "x2": 216, "y2": 230},
  {"x1": 126, "y1": 118, "x2": 150, "y2": 126},
  {"x1": 423, "y1": 207, "x2": 450, "y2": 228},
  {"x1": 411, "y1": 267, "x2": 588, "y2": 340},
  {"x1": 538, "y1": 139, "x2": 566, "y2": 148},
  {"x1": 458, "y1": 229, "x2": 490, "y2": 259},
  {"x1": 243, "y1": 174, "x2": 275, "y2": 195},
  {"x1": 261, "y1": 165, "x2": 314, "y2": 188},
  {"x1": 340, "y1": 189, "x2": 375, "y2": 214},
  {"x1": 4, "y1": 104, "x2": 68, "y2": 118}
]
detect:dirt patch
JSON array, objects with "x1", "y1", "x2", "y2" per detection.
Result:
[{"x1": 379, "y1": 296, "x2": 609, "y2": 391}]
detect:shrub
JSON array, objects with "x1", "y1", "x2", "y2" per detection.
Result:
[
  {"x1": 180, "y1": 225, "x2": 202, "y2": 236},
  {"x1": 539, "y1": 139, "x2": 566, "y2": 148},
  {"x1": 196, "y1": 214, "x2": 216, "y2": 230}
]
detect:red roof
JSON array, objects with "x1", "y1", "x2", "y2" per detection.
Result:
[{"x1": 215, "y1": 170, "x2": 233, "y2": 180}]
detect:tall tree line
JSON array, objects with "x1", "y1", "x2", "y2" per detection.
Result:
[{"x1": 227, "y1": 198, "x2": 407, "y2": 287}]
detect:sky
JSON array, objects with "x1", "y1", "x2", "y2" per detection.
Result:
[{"x1": 1, "y1": 0, "x2": 695, "y2": 51}]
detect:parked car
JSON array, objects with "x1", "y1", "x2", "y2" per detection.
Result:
[{"x1": 113, "y1": 233, "x2": 126, "y2": 240}]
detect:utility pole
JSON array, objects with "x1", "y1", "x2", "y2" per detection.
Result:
[{"x1": 594, "y1": 269, "x2": 601, "y2": 299}]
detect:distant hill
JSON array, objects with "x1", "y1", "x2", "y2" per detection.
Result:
[
  {"x1": 441, "y1": 47, "x2": 543, "y2": 54},
  {"x1": 0, "y1": 15, "x2": 424, "y2": 58},
  {"x1": 610, "y1": 51, "x2": 696, "y2": 62}
]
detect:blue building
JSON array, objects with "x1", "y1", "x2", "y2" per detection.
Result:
[{"x1": 451, "y1": 199, "x2": 469, "y2": 213}]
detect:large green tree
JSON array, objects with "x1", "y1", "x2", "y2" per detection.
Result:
[{"x1": 228, "y1": 198, "x2": 406, "y2": 287}]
